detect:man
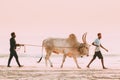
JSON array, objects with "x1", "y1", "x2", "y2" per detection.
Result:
[
  {"x1": 87, "y1": 33, "x2": 108, "y2": 69},
  {"x1": 8, "y1": 32, "x2": 24, "y2": 67}
]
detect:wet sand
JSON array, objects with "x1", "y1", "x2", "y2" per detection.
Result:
[{"x1": 0, "y1": 66, "x2": 120, "y2": 80}]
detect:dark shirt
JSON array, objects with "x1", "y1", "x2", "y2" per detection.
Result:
[{"x1": 10, "y1": 38, "x2": 16, "y2": 50}]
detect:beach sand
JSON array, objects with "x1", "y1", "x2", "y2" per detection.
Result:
[
  {"x1": 0, "y1": 66, "x2": 120, "y2": 80},
  {"x1": 0, "y1": 55, "x2": 120, "y2": 80}
]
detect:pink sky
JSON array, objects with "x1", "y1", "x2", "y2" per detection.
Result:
[{"x1": 0, "y1": 0, "x2": 120, "y2": 54}]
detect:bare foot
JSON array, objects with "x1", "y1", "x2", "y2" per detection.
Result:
[
  {"x1": 103, "y1": 67, "x2": 108, "y2": 69},
  {"x1": 19, "y1": 65, "x2": 24, "y2": 67},
  {"x1": 77, "y1": 66, "x2": 81, "y2": 69},
  {"x1": 87, "y1": 65, "x2": 90, "y2": 68},
  {"x1": 7, "y1": 65, "x2": 11, "y2": 67}
]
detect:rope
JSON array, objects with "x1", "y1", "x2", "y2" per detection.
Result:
[
  {"x1": 24, "y1": 44, "x2": 42, "y2": 47},
  {"x1": 23, "y1": 44, "x2": 77, "y2": 48},
  {"x1": 17, "y1": 44, "x2": 80, "y2": 53}
]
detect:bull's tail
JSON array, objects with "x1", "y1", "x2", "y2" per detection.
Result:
[{"x1": 37, "y1": 40, "x2": 45, "y2": 63}]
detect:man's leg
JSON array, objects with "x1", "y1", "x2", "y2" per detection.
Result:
[
  {"x1": 7, "y1": 53, "x2": 13, "y2": 67},
  {"x1": 87, "y1": 58, "x2": 95, "y2": 68},
  {"x1": 13, "y1": 51, "x2": 23, "y2": 67},
  {"x1": 101, "y1": 59, "x2": 107, "y2": 69},
  {"x1": 98, "y1": 51, "x2": 107, "y2": 69},
  {"x1": 87, "y1": 52, "x2": 96, "y2": 68}
]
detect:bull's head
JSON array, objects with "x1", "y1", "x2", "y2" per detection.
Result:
[{"x1": 78, "y1": 33, "x2": 90, "y2": 57}]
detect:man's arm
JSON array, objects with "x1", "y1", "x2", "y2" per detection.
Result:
[
  {"x1": 100, "y1": 44, "x2": 108, "y2": 52},
  {"x1": 92, "y1": 42, "x2": 99, "y2": 47},
  {"x1": 16, "y1": 44, "x2": 24, "y2": 46}
]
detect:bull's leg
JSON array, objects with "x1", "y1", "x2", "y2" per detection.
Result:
[
  {"x1": 49, "y1": 59, "x2": 53, "y2": 67},
  {"x1": 45, "y1": 54, "x2": 48, "y2": 67},
  {"x1": 73, "y1": 56, "x2": 81, "y2": 69},
  {"x1": 60, "y1": 55, "x2": 66, "y2": 68},
  {"x1": 45, "y1": 50, "x2": 53, "y2": 67},
  {"x1": 45, "y1": 54, "x2": 53, "y2": 67}
]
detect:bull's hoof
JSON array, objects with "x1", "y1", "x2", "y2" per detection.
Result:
[
  {"x1": 77, "y1": 67, "x2": 81, "y2": 69},
  {"x1": 51, "y1": 65, "x2": 53, "y2": 67},
  {"x1": 60, "y1": 65, "x2": 63, "y2": 68}
]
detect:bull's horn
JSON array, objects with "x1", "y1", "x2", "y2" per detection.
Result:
[
  {"x1": 82, "y1": 33, "x2": 85, "y2": 43},
  {"x1": 84, "y1": 32, "x2": 87, "y2": 43},
  {"x1": 82, "y1": 32, "x2": 87, "y2": 43}
]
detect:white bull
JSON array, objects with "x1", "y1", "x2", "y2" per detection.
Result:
[{"x1": 37, "y1": 33, "x2": 90, "y2": 68}]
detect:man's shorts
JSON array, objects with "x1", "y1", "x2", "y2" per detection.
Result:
[{"x1": 93, "y1": 51, "x2": 103, "y2": 59}]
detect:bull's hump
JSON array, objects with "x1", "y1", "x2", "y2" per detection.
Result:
[{"x1": 52, "y1": 38, "x2": 70, "y2": 47}]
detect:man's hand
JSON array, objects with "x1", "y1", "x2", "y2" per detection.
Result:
[
  {"x1": 16, "y1": 44, "x2": 24, "y2": 46},
  {"x1": 16, "y1": 44, "x2": 20, "y2": 46},
  {"x1": 105, "y1": 49, "x2": 108, "y2": 52},
  {"x1": 20, "y1": 44, "x2": 24, "y2": 46}
]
